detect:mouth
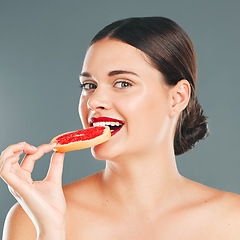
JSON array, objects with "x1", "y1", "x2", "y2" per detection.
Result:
[{"x1": 89, "y1": 117, "x2": 124, "y2": 136}]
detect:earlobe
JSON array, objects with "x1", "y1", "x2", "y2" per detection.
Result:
[{"x1": 170, "y1": 79, "x2": 191, "y2": 117}]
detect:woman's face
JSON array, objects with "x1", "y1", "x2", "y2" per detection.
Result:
[{"x1": 79, "y1": 39, "x2": 174, "y2": 161}]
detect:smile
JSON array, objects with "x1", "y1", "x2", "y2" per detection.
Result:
[{"x1": 89, "y1": 117, "x2": 124, "y2": 136}]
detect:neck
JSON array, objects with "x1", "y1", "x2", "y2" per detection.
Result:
[{"x1": 101, "y1": 147, "x2": 184, "y2": 211}]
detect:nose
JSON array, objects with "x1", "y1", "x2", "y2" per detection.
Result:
[{"x1": 87, "y1": 88, "x2": 112, "y2": 111}]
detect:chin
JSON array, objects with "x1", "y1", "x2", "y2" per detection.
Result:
[
  {"x1": 90, "y1": 139, "x2": 113, "y2": 160},
  {"x1": 91, "y1": 145, "x2": 108, "y2": 161},
  {"x1": 91, "y1": 140, "x2": 125, "y2": 162}
]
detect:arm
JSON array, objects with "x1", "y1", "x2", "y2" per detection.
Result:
[
  {"x1": 3, "y1": 203, "x2": 37, "y2": 240},
  {"x1": 3, "y1": 204, "x2": 66, "y2": 240}
]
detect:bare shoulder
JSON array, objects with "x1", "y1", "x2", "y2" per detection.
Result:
[
  {"x1": 214, "y1": 191, "x2": 240, "y2": 238},
  {"x1": 206, "y1": 188, "x2": 240, "y2": 220},
  {"x1": 63, "y1": 171, "x2": 103, "y2": 201},
  {"x1": 3, "y1": 203, "x2": 36, "y2": 240},
  {"x1": 63, "y1": 171, "x2": 104, "y2": 211},
  {"x1": 220, "y1": 191, "x2": 240, "y2": 219},
  {"x1": 189, "y1": 180, "x2": 240, "y2": 238},
  {"x1": 63, "y1": 171, "x2": 105, "y2": 237}
]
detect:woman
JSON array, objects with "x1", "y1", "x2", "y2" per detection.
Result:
[{"x1": 1, "y1": 17, "x2": 240, "y2": 239}]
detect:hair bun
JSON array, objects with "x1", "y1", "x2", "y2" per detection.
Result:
[{"x1": 174, "y1": 97, "x2": 209, "y2": 155}]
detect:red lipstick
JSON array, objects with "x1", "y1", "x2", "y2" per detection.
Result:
[{"x1": 89, "y1": 117, "x2": 124, "y2": 136}]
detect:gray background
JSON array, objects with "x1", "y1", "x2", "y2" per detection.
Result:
[{"x1": 1, "y1": 0, "x2": 240, "y2": 237}]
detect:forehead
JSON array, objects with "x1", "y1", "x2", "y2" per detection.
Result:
[{"x1": 82, "y1": 39, "x2": 156, "y2": 75}]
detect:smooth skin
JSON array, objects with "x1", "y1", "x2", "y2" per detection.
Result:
[{"x1": 1, "y1": 39, "x2": 240, "y2": 239}]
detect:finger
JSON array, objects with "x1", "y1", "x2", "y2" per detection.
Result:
[
  {"x1": 14, "y1": 150, "x2": 24, "y2": 156},
  {"x1": 20, "y1": 142, "x2": 56, "y2": 173},
  {"x1": 0, "y1": 148, "x2": 22, "y2": 174},
  {"x1": 1, "y1": 155, "x2": 32, "y2": 200},
  {"x1": 44, "y1": 152, "x2": 65, "y2": 185},
  {"x1": 0, "y1": 155, "x2": 20, "y2": 185},
  {"x1": 1, "y1": 142, "x2": 38, "y2": 160}
]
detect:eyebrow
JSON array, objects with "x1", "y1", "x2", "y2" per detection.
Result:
[
  {"x1": 108, "y1": 70, "x2": 139, "y2": 77},
  {"x1": 79, "y1": 72, "x2": 91, "y2": 78},
  {"x1": 79, "y1": 70, "x2": 139, "y2": 78}
]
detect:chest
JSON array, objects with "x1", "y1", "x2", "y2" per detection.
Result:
[{"x1": 65, "y1": 209, "x2": 231, "y2": 240}]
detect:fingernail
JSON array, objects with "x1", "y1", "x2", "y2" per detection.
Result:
[{"x1": 50, "y1": 142, "x2": 57, "y2": 147}]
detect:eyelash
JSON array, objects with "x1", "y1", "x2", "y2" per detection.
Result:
[
  {"x1": 114, "y1": 80, "x2": 133, "y2": 88},
  {"x1": 79, "y1": 80, "x2": 133, "y2": 90},
  {"x1": 79, "y1": 82, "x2": 97, "y2": 90}
]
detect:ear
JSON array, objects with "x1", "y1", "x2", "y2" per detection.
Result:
[{"x1": 169, "y1": 79, "x2": 191, "y2": 117}]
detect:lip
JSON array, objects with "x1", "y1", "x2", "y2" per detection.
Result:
[{"x1": 89, "y1": 117, "x2": 125, "y2": 136}]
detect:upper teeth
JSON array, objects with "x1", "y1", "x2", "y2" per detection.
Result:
[{"x1": 93, "y1": 122, "x2": 122, "y2": 127}]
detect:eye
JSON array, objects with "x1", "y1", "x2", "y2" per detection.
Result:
[
  {"x1": 80, "y1": 82, "x2": 97, "y2": 90},
  {"x1": 114, "y1": 81, "x2": 132, "y2": 89}
]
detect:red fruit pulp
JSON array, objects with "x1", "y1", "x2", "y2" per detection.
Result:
[{"x1": 56, "y1": 127, "x2": 105, "y2": 145}]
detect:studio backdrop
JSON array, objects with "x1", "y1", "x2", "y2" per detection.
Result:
[{"x1": 1, "y1": 0, "x2": 240, "y2": 238}]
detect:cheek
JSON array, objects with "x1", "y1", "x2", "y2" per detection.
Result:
[
  {"x1": 119, "y1": 90, "x2": 170, "y2": 136},
  {"x1": 120, "y1": 90, "x2": 168, "y2": 121}
]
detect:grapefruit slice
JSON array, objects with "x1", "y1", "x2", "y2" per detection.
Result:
[{"x1": 51, "y1": 126, "x2": 111, "y2": 152}]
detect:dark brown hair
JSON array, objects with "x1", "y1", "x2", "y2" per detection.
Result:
[{"x1": 90, "y1": 17, "x2": 208, "y2": 155}]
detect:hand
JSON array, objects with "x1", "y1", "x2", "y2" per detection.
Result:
[{"x1": 0, "y1": 142, "x2": 66, "y2": 236}]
